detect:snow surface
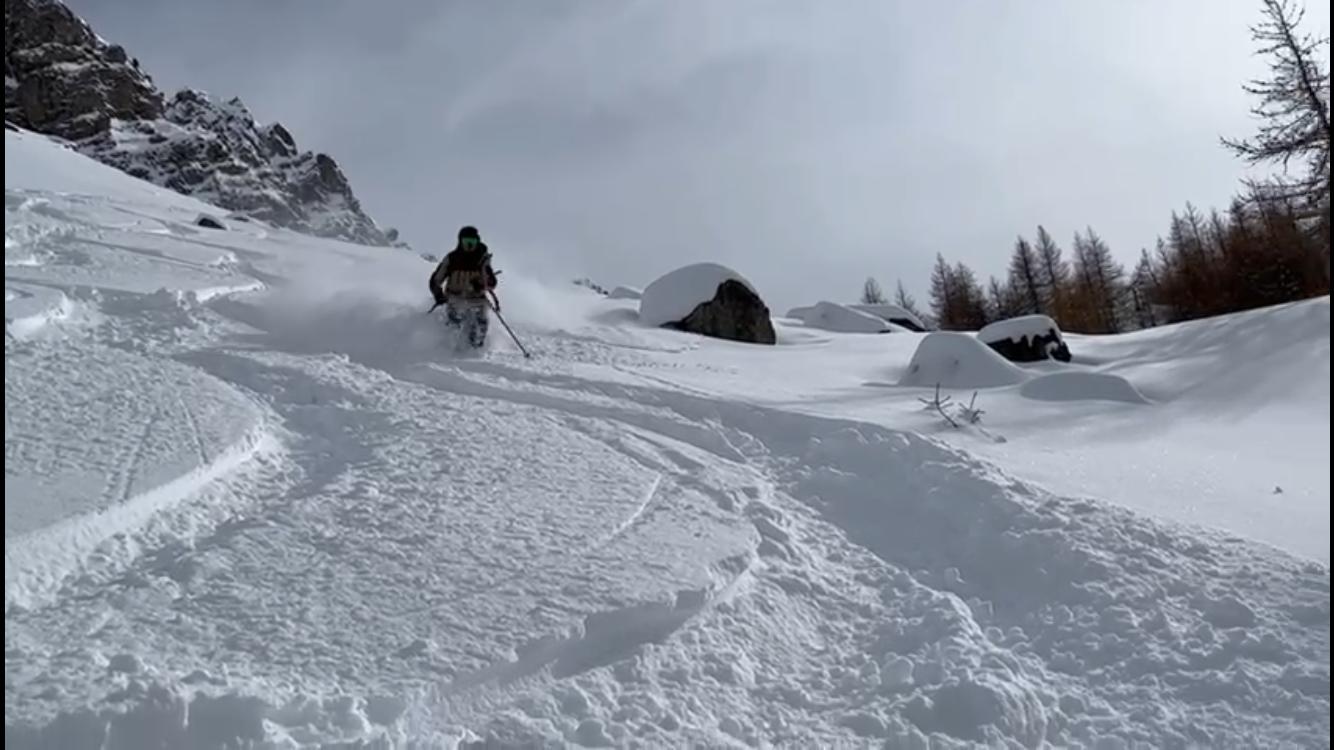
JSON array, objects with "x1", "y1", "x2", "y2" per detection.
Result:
[
  {"x1": 791, "y1": 300, "x2": 895, "y2": 333},
  {"x1": 5, "y1": 130, "x2": 1330, "y2": 748},
  {"x1": 638, "y1": 263, "x2": 761, "y2": 327},
  {"x1": 978, "y1": 314, "x2": 1063, "y2": 344}
]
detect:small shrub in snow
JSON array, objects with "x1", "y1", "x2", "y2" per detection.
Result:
[
  {"x1": 955, "y1": 391, "x2": 985, "y2": 425},
  {"x1": 918, "y1": 383, "x2": 985, "y2": 429}
]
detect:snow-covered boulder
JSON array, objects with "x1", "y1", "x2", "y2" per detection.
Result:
[
  {"x1": 850, "y1": 303, "x2": 928, "y2": 332},
  {"x1": 795, "y1": 301, "x2": 896, "y2": 333},
  {"x1": 195, "y1": 213, "x2": 227, "y2": 230},
  {"x1": 977, "y1": 315, "x2": 1071, "y2": 363},
  {"x1": 640, "y1": 263, "x2": 776, "y2": 345},
  {"x1": 5, "y1": 0, "x2": 398, "y2": 246},
  {"x1": 899, "y1": 332, "x2": 1028, "y2": 389},
  {"x1": 608, "y1": 285, "x2": 642, "y2": 301}
]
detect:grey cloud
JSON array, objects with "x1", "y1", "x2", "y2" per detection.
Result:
[{"x1": 65, "y1": 0, "x2": 1331, "y2": 311}]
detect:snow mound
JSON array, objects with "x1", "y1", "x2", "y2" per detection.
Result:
[
  {"x1": 899, "y1": 332, "x2": 1028, "y2": 388},
  {"x1": 608, "y1": 285, "x2": 642, "y2": 300},
  {"x1": 1020, "y1": 371, "x2": 1151, "y2": 404},
  {"x1": 978, "y1": 314, "x2": 1062, "y2": 344},
  {"x1": 639, "y1": 262, "x2": 758, "y2": 327},
  {"x1": 850, "y1": 303, "x2": 928, "y2": 331},
  {"x1": 794, "y1": 301, "x2": 895, "y2": 333}
]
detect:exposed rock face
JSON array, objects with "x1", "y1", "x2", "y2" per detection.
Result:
[
  {"x1": 4, "y1": 0, "x2": 162, "y2": 139},
  {"x1": 985, "y1": 329, "x2": 1071, "y2": 363},
  {"x1": 671, "y1": 279, "x2": 777, "y2": 345},
  {"x1": 5, "y1": 0, "x2": 400, "y2": 247}
]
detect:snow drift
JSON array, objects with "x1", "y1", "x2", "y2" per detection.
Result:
[{"x1": 1020, "y1": 371, "x2": 1151, "y2": 404}]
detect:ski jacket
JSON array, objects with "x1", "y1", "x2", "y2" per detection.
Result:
[{"x1": 430, "y1": 244, "x2": 497, "y2": 303}]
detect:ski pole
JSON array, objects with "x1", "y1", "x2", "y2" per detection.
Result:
[{"x1": 488, "y1": 292, "x2": 532, "y2": 359}]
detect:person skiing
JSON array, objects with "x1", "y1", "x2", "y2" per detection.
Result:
[{"x1": 429, "y1": 225, "x2": 499, "y2": 349}]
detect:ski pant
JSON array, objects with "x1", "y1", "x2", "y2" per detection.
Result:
[{"x1": 445, "y1": 296, "x2": 489, "y2": 347}]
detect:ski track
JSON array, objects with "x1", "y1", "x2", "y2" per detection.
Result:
[{"x1": 5, "y1": 145, "x2": 1331, "y2": 749}]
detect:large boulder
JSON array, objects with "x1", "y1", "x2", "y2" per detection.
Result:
[
  {"x1": 640, "y1": 263, "x2": 776, "y2": 345},
  {"x1": 977, "y1": 315, "x2": 1071, "y2": 363}
]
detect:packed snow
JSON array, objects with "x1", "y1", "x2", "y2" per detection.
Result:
[
  {"x1": 608, "y1": 285, "x2": 642, "y2": 301},
  {"x1": 638, "y1": 262, "x2": 760, "y2": 327},
  {"x1": 791, "y1": 300, "x2": 896, "y2": 333},
  {"x1": 5, "y1": 129, "x2": 1330, "y2": 749},
  {"x1": 977, "y1": 314, "x2": 1064, "y2": 345}
]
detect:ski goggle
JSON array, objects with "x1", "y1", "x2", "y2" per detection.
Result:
[{"x1": 460, "y1": 237, "x2": 480, "y2": 247}]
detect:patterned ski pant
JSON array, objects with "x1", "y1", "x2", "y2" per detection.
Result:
[{"x1": 445, "y1": 297, "x2": 489, "y2": 348}]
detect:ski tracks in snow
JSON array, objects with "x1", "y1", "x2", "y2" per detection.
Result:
[{"x1": 5, "y1": 179, "x2": 1329, "y2": 748}]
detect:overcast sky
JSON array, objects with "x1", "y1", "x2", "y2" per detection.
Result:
[{"x1": 69, "y1": 0, "x2": 1330, "y2": 310}]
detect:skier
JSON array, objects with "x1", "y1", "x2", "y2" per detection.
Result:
[{"x1": 429, "y1": 225, "x2": 499, "y2": 349}]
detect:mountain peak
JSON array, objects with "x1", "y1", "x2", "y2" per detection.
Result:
[{"x1": 4, "y1": 0, "x2": 401, "y2": 247}]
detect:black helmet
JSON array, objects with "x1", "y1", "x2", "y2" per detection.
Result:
[{"x1": 458, "y1": 225, "x2": 480, "y2": 240}]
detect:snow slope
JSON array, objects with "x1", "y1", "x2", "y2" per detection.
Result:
[{"x1": 5, "y1": 130, "x2": 1330, "y2": 749}]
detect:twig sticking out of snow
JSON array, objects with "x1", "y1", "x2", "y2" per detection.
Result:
[
  {"x1": 918, "y1": 383, "x2": 959, "y2": 428},
  {"x1": 955, "y1": 391, "x2": 985, "y2": 425},
  {"x1": 918, "y1": 384, "x2": 985, "y2": 429}
]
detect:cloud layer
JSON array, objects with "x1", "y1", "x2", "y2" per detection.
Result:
[{"x1": 68, "y1": 0, "x2": 1330, "y2": 309}]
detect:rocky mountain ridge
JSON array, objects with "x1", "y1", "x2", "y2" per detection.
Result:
[{"x1": 5, "y1": 0, "x2": 400, "y2": 246}]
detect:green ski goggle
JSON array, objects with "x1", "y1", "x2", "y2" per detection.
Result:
[{"x1": 460, "y1": 237, "x2": 480, "y2": 247}]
